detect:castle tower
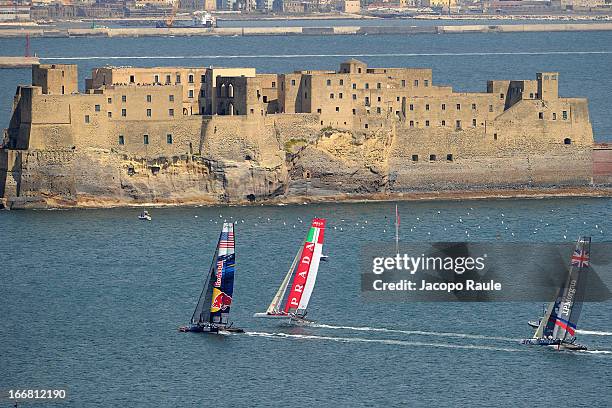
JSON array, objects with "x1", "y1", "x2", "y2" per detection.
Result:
[
  {"x1": 537, "y1": 72, "x2": 559, "y2": 101},
  {"x1": 32, "y1": 64, "x2": 78, "y2": 95}
]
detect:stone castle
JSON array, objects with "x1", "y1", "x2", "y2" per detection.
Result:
[{"x1": 0, "y1": 59, "x2": 595, "y2": 208}]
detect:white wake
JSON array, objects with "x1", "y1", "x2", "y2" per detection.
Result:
[
  {"x1": 576, "y1": 329, "x2": 612, "y2": 336},
  {"x1": 245, "y1": 331, "x2": 523, "y2": 353},
  {"x1": 40, "y1": 50, "x2": 612, "y2": 61},
  {"x1": 311, "y1": 323, "x2": 519, "y2": 342}
]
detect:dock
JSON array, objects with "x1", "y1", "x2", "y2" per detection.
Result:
[{"x1": 0, "y1": 56, "x2": 40, "y2": 68}]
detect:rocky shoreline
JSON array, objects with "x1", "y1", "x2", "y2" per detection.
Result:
[{"x1": 3, "y1": 186, "x2": 610, "y2": 210}]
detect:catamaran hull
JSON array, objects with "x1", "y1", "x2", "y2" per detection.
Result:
[
  {"x1": 520, "y1": 338, "x2": 587, "y2": 351},
  {"x1": 253, "y1": 313, "x2": 314, "y2": 325}
]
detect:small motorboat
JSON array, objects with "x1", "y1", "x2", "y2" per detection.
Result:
[{"x1": 138, "y1": 210, "x2": 152, "y2": 221}]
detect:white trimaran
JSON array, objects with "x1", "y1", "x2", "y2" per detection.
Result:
[{"x1": 254, "y1": 218, "x2": 327, "y2": 324}]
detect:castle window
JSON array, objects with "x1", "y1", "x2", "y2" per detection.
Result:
[
  {"x1": 317, "y1": 108, "x2": 322, "y2": 113},
  {"x1": 166, "y1": 75, "x2": 171, "y2": 84},
  {"x1": 326, "y1": 79, "x2": 331, "y2": 86},
  {"x1": 401, "y1": 80, "x2": 406, "y2": 87},
  {"x1": 228, "y1": 84, "x2": 234, "y2": 98},
  {"x1": 189, "y1": 90, "x2": 194, "y2": 98},
  {"x1": 376, "y1": 107, "x2": 381, "y2": 114},
  {"x1": 85, "y1": 115, "x2": 90, "y2": 123},
  {"x1": 377, "y1": 83, "x2": 381, "y2": 89},
  {"x1": 108, "y1": 112, "x2": 112, "y2": 118},
  {"x1": 396, "y1": 97, "x2": 400, "y2": 102},
  {"x1": 377, "y1": 96, "x2": 381, "y2": 102},
  {"x1": 169, "y1": 109, "x2": 174, "y2": 116},
  {"x1": 176, "y1": 74, "x2": 181, "y2": 84},
  {"x1": 147, "y1": 95, "x2": 152, "y2": 103},
  {"x1": 456, "y1": 104, "x2": 461, "y2": 110},
  {"x1": 430, "y1": 154, "x2": 436, "y2": 161},
  {"x1": 365, "y1": 83, "x2": 369, "y2": 90},
  {"x1": 143, "y1": 134, "x2": 149, "y2": 145},
  {"x1": 122, "y1": 95, "x2": 126, "y2": 102},
  {"x1": 472, "y1": 119, "x2": 477, "y2": 127},
  {"x1": 352, "y1": 83, "x2": 356, "y2": 89},
  {"x1": 538, "y1": 112, "x2": 543, "y2": 119},
  {"x1": 456, "y1": 120, "x2": 462, "y2": 130},
  {"x1": 552, "y1": 113, "x2": 557, "y2": 120},
  {"x1": 95, "y1": 104, "x2": 100, "y2": 112},
  {"x1": 263, "y1": 96, "x2": 268, "y2": 103},
  {"x1": 358, "y1": 68, "x2": 362, "y2": 73},
  {"x1": 339, "y1": 93, "x2": 343, "y2": 99},
  {"x1": 562, "y1": 111, "x2": 568, "y2": 120},
  {"x1": 442, "y1": 103, "x2": 446, "y2": 110},
  {"x1": 339, "y1": 79, "x2": 344, "y2": 85},
  {"x1": 330, "y1": 93, "x2": 334, "y2": 99},
  {"x1": 201, "y1": 74, "x2": 206, "y2": 83},
  {"x1": 107, "y1": 97, "x2": 112, "y2": 104},
  {"x1": 118, "y1": 135, "x2": 124, "y2": 145},
  {"x1": 169, "y1": 94, "x2": 174, "y2": 102},
  {"x1": 365, "y1": 97, "x2": 370, "y2": 106},
  {"x1": 365, "y1": 123, "x2": 368, "y2": 129},
  {"x1": 409, "y1": 104, "x2": 414, "y2": 111},
  {"x1": 336, "y1": 107, "x2": 340, "y2": 112},
  {"x1": 146, "y1": 109, "x2": 152, "y2": 117},
  {"x1": 412, "y1": 155, "x2": 418, "y2": 161},
  {"x1": 272, "y1": 81, "x2": 276, "y2": 88},
  {"x1": 188, "y1": 74, "x2": 194, "y2": 83},
  {"x1": 564, "y1": 138, "x2": 572, "y2": 145},
  {"x1": 121, "y1": 109, "x2": 126, "y2": 117},
  {"x1": 500, "y1": 93, "x2": 504, "y2": 99},
  {"x1": 424, "y1": 80, "x2": 429, "y2": 87},
  {"x1": 489, "y1": 105, "x2": 493, "y2": 112},
  {"x1": 529, "y1": 93, "x2": 534, "y2": 98},
  {"x1": 425, "y1": 120, "x2": 430, "y2": 127},
  {"x1": 353, "y1": 94, "x2": 357, "y2": 100},
  {"x1": 414, "y1": 80, "x2": 419, "y2": 87},
  {"x1": 352, "y1": 109, "x2": 356, "y2": 115},
  {"x1": 447, "y1": 154, "x2": 453, "y2": 161},
  {"x1": 425, "y1": 104, "x2": 430, "y2": 111},
  {"x1": 130, "y1": 75, "x2": 135, "y2": 83},
  {"x1": 471, "y1": 103, "x2": 476, "y2": 110},
  {"x1": 441, "y1": 120, "x2": 446, "y2": 126},
  {"x1": 250, "y1": 109, "x2": 254, "y2": 114},
  {"x1": 409, "y1": 120, "x2": 414, "y2": 127},
  {"x1": 201, "y1": 89, "x2": 205, "y2": 97},
  {"x1": 154, "y1": 75, "x2": 159, "y2": 83},
  {"x1": 167, "y1": 134, "x2": 173, "y2": 144},
  {"x1": 291, "y1": 79, "x2": 296, "y2": 86},
  {"x1": 494, "y1": 133, "x2": 498, "y2": 140}
]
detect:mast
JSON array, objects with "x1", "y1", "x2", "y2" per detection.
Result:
[
  {"x1": 191, "y1": 235, "x2": 221, "y2": 325},
  {"x1": 395, "y1": 204, "x2": 400, "y2": 255},
  {"x1": 266, "y1": 244, "x2": 302, "y2": 314}
]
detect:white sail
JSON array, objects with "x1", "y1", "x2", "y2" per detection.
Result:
[{"x1": 266, "y1": 246, "x2": 301, "y2": 314}]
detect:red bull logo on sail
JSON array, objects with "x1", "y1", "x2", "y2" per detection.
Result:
[{"x1": 211, "y1": 289, "x2": 232, "y2": 312}]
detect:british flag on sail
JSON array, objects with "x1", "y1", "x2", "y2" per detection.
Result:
[{"x1": 571, "y1": 247, "x2": 590, "y2": 268}]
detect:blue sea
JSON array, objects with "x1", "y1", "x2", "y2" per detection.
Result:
[
  {"x1": 1, "y1": 199, "x2": 612, "y2": 406},
  {"x1": 1, "y1": 30, "x2": 612, "y2": 406}
]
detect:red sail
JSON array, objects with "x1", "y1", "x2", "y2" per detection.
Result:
[{"x1": 284, "y1": 218, "x2": 325, "y2": 314}]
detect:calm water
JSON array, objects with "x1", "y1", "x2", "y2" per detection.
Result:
[
  {"x1": 1, "y1": 31, "x2": 612, "y2": 140},
  {"x1": 1, "y1": 198, "x2": 612, "y2": 406}
]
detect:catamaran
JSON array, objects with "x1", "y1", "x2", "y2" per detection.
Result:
[
  {"x1": 521, "y1": 237, "x2": 591, "y2": 351},
  {"x1": 179, "y1": 222, "x2": 243, "y2": 334},
  {"x1": 254, "y1": 218, "x2": 327, "y2": 324}
]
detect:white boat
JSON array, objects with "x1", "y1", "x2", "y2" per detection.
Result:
[
  {"x1": 192, "y1": 11, "x2": 216, "y2": 28},
  {"x1": 521, "y1": 237, "x2": 591, "y2": 351},
  {"x1": 254, "y1": 218, "x2": 327, "y2": 324},
  {"x1": 138, "y1": 210, "x2": 151, "y2": 221}
]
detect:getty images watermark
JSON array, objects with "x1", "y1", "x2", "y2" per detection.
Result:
[
  {"x1": 360, "y1": 242, "x2": 612, "y2": 302},
  {"x1": 371, "y1": 252, "x2": 500, "y2": 292}
]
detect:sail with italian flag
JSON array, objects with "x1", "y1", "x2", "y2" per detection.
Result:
[{"x1": 254, "y1": 218, "x2": 327, "y2": 323}]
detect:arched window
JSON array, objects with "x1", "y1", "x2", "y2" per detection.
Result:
[
  {"x1": 228, "y1": 84, "x2": 234, "y2": 98},
  {"x1": 228, "y1": 103, "x2": 234, "y2": 116},
  {"x1": 188, "y1": 74, "x2": 194, "y2": 84},
  {"x1": 220, "y1": 83, "x2": 226, "y2": 97},
  {"x1": 564, "y1": 138, "x2": 572, "y2": 145}
]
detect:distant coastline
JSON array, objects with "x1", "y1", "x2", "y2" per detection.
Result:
[{"x1": 2, "y1": 21, "x2": 612, "y2": 38}]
